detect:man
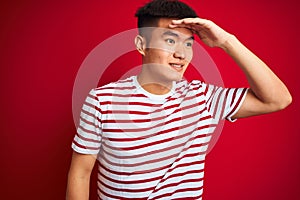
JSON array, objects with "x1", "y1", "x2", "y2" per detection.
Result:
[{"x1": 66, "y1": 0, "x2": 292, "y2": 199}]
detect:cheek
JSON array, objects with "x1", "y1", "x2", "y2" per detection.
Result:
[
  {"x1": 147, "y1": 49, "x2": 172, "y2": 63},
  {"x1": 186, "y1": 49, "x2": 193, "y2": 62}
]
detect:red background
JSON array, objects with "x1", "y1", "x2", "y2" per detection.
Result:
[{"x1": 1, "y1": 0, "x2": 299, "y2": 199}]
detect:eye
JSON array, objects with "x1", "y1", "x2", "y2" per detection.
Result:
[
  {"x1": 185, "y1": 41, "x2": 193, "y2": 47},
  {"x1": 165, "y1": 38, "x2": 175, "y2": 45}
]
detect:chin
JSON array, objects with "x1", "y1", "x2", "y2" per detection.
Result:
[
  {"x1": 167, "y1": 73, "x2": 184, "y2": 82},
  {"x1": 156, "y1": 70, "x2": 184, "y2": 84}
]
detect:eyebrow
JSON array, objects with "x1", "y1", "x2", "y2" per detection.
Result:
[{"x1": 162, "y1": 30, "x2": 194, "y2": 40}]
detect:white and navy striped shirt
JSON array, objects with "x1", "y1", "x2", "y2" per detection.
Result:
[{"x1": 72, "y1": 76, "x2": 248, "y2": 199}]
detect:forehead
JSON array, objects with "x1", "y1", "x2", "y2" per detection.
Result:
[{"x1": 154, "y1": 18, "x2": 193, "y2": 39}]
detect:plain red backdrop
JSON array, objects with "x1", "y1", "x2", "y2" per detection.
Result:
[{"x1": 1, "y1": 0, "x2": 299, "y2": 199}]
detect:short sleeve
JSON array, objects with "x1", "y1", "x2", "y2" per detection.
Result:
[
  {"x1": 72, "y1": 89, "x2": 102, "y2": 154},
  {"x1": 203, "y1": 83, "x2": 248, "y2": 122}
]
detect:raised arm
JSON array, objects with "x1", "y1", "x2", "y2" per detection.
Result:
[
  {"x1": 66, "y1": 152, "x2": 97, "y2": 200},
  {"x1": 170, "y1": 18, "x2": 292, "y2": 118}
]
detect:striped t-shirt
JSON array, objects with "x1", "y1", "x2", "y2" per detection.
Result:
[{"x1": 72, "y1": 76, "x2": 248, "y2": 199}]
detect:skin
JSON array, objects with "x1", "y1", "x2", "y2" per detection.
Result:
[
  {"x1": 66, "y1": 152, "x2": 96, "y2": 200},
  {"x1": 135, "y1": 18, "x2": 194, "y2": 94},
  {"x1": 169, "y1": 18, "x2": 292, "y2": 118},
  {"x1": 66, "y1": 17, "x2": 292, "y2": 200}
]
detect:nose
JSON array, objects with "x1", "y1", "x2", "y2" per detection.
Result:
[{"x1": 173, "y1": 45, "x2": 185, "y2": 59}]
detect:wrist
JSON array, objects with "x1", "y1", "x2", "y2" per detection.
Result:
[{"x1": 220, "y1": 34, "x2": 238, "y2": 52}]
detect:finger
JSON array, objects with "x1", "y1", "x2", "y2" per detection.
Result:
[
  {"x1": 169, "y1": 24, "x2": 193, "y2": 29},
  {"x1": 171, "y1": 19, "x2": 186, "y2": 24},
  {"x1": 169, "y1": 23, "x2": 198, "y2": 32},
  {"x1": 171, "y1": 18, "x2": 198, "y2": 24},
  {"x1": 170, "y1": 22, "x2": 205, "y2": 31},
  {"x1": 168, "y1": 24, "x2": 178, "y2": 28},
  {"x1": 172, "y1": 18, "x2": 208, "y2": 25}
]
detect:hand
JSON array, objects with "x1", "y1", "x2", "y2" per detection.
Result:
[{"x1": 170, "y1": 18, "x2": 232, "y2": 48}]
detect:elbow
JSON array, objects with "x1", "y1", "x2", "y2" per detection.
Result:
[
  {"x1": 283, "y1": 93, "x2": 293, "y2": 108},
  {"x1": 274, "y1": 93, "x2": 293, "y2": 111}
]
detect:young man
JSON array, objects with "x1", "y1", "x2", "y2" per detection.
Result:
[{"x1": 67, "y1": 0, "x2": 292, "y2": 199}]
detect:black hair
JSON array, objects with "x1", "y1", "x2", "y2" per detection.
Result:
[{"x1": 135, "y1": 0, "x2": 198, "y2": 30}]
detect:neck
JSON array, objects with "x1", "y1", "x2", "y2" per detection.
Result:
[{"x1": 137, "y1": 74, "x2": 173, "y2": 95}]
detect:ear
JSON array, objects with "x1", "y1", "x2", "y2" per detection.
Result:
[{"x1": 134, "y1": 35, "x2": 146, "y2": 56}]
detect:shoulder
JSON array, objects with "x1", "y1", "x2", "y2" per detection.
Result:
[{"x1": 93, "y1": 76, "x2": 136, "y2": 93}]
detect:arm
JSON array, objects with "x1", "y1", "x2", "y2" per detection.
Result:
[
  {"x1": 220, "y1": 34, "x2": 292, "y2": 118},
  {"x1": 66, "y1": 151, "x2": 97, "y2": 200},
  {"x1": 170, "y1": 18, "x2": 292, "y2": 118}
]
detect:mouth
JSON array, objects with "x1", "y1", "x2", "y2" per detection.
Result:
[{"x1": 170, "y1": 63, "x2": 184, "y2": 72}]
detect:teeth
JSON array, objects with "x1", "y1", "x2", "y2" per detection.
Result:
[{"x1": 171, "y1": 64, "x2": 182, "y2": 68}]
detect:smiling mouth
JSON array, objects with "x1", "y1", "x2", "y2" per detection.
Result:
[{"x1": 170, "y1": 63, "x2": 184, "y2": 72}]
